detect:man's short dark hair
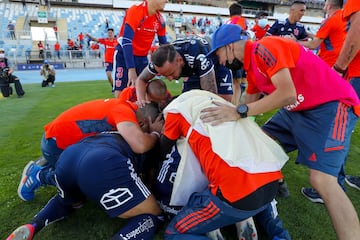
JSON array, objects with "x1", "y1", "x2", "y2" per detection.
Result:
[
  {"x1": 229, "y1": 3, "x2": 243, "y2": 16},
  {"x1": 136, "y1": 102, "x2": 161, "y2": 122},
  {"x1": 255, "y1": 11, "x2": 269, "y2": 19},
  {"x1": 107, "y1": 28, "x2": 114, "y2": 32},
  {"x1": 151, "y1": 44, "x2": 177, "y2": 68},
  {"x1": 329, "y1": 0, "x2": 343, "y2": 8},
  {"x1": 291, "y1": 0, "x2": 306, "y2": 6}
]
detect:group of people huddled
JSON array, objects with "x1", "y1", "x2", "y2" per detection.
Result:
[{"x1": 6, "y1": 0, "x2": 360, "y2": 240}]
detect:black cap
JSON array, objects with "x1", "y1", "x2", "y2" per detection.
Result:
[{"x1": 255, "y1": 11, "x2": 268, "y2": 19}]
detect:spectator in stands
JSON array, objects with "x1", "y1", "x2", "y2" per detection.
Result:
[
  {"x1": 53, "y1": 25, "x2": 58, "y2": 40},
  {"x1": 45, "y1": 43, "x2": 52, "y2": 59},
  {"x1": 7, "y1": 21, "x2": 16, "y2": 40},
  {"x1": 251, "y1": 12, "x2": 270, "y2": 40},
  {"x1": 22, "y1": 0, "x2": 27, "y2": 12},
  {"x1": 86, "y1": 28, "x2": 118, "y2": 88},
  {"x1": 67, "y1": 38, "x2": 75, "y2": 50},
  {"x1": 0, "y1": 48, "x2": 25, "y2": 98},
  {"x1": 37, "y1": 41, "x2": 44, "y2": 58},
  {"x1": 90, "y1": 41, "x2": 100, "y2": 58},
  {"x1": 78, "y1": 32, "x2": 84, "y2": 45},
  {"x1": 299, "y1": 0, "x2": 345, "y2": 67},
  {"x1": 267, "y1": 0, "x2": 313, "y2": 41},
  {"x1": 113, "y1": 0, "x2": 168, "y2": 98},
  {"x1": 226, "y1": 2, "x2": 248, "y2": 105},
  {"x1": 334, "y1": 0, "x2": 360, "y2": 192},
  {"x1": 54, "y1": 41, "x2": 61, "y2": 59},
  {"x1": 191, "y1": 16, "x2": 196, "y2": 26},
  {"x1": 40, "y1": 60, "x2": 56, "y2": 87},
  {"x1": 105, "y1": 18, "x2": 109, "y2": 29}
]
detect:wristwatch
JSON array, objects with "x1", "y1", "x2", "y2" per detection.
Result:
[{"x1": 237, "y1": 104, "x2": 248, "y2": 118}]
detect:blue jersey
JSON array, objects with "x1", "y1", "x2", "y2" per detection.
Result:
[
  {"x1": 148, "y1": 36, "x2": 214, "y2": 91},
  {"x1": 148, "y1": 36, "x2": 232, "y2": 94},
  {"x1": 267, "y1": 18, "x2": 308, "y2": 40}
]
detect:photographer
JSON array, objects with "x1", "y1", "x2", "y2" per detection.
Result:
[
  {"x1": 40, "y1": 59, "x2": 56, "y2": 87},
  {"x1": 0, "y1": 48, "x2": 25, "y2": 98}
]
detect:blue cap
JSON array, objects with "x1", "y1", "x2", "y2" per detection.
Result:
[
  {"x1": 207, "y1": 24, "x2": 248, "y2": 57},
  {"x1": 44, "y1": 59, "x2": 49, "y2": 64}
]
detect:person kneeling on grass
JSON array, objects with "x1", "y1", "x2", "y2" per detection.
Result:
[
  {"x1": 157, "y1": 90, "x2": 289, "y2": 239},
  {"x1": 17, "y1": 80, "x2": 168, "y2": 202},
  {"x1": 40, "y1": 59, "x2": 56, "y2": 87},
  {"x1": 7, "y1": 104, "x2": 164, "y2": 240}
]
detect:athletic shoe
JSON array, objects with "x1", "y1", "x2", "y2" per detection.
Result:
[
  {"x1": 301, "y1": 187, "x2": 324, "y2": 204},
  {"x1": 276, "y1": 181, "x2": 290, "y2": 198},
  {"x1": 34, "y1": 156, "x2": 48, "y2": 166},
  {"x1": 206, "y1": 229, "x2": 224, "y2": 240},
  {"x1": 236, "y1": 218, "x2": 257, "y2": 240},
  {"x1": 6, "y1": 224, "x2": 35, "y2": 240},
  {"x1": 345, "y1": 175, "x2": 360, "y2": 191},
  {"x1": 17, "y1": 161, "x2": 43, "y2": 201}
]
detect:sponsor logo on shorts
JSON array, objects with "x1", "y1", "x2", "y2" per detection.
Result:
[{"x1": 119, "y1": 215, "x2": 155, "y2": 239}]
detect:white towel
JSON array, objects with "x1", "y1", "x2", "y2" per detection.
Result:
[{"x1": 164, "y1": 90, "x2": 289, "y2": 174}]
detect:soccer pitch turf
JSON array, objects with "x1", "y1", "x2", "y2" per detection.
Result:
[{"x1": 0, "y1": 80, "x2": 359, "y2": 239}]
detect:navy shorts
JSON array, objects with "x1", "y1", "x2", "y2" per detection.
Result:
[
  {"x1": 232, "y1": 68, "x2": 246, "y2": 79},
  {"x1": 104, "y1": 62, "x2": 113, "y2": 72},
  {"x1": 113, "y1": 46, "x2": 148, "y2": 91},
  {"x1": 154, "y1": 144, "x2": 182, "y2": 219},
  {"x1": 262, "y1": 101, "x2": 358, "y2": 177},
  {"x1": 350, "y1": 77, "x2": 360, "y2": 97},
  {"x1": 55, "y1": 134, "x2": 151, "y2": 218}
]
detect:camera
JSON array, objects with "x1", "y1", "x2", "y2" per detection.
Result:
[{"x1": 1, "y1": 67, "x2": 10, "y2": 78}]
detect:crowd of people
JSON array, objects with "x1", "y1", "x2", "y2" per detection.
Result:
[{"x1": 5, "y1": 0, "x2": 360, "y2": 239}]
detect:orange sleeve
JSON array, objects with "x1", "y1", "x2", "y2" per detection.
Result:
[
  {"x1": 315, "y1": 18, "x2": 332, "y2": 39},
  {"x1": 343, "y1": 0, "x2": 360, "y2": 19},
  {"x1": 163, "y1": 113, "x2": 184, "y2": 140}
]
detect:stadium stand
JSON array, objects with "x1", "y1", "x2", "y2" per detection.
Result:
[{"x1": 1, "y1": 0, "x2": 324, "y2": 68}]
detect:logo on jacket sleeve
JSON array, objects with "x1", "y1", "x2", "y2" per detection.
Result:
[{"x1": 100, "y1": 188, "x2": 133, "y2": 210}]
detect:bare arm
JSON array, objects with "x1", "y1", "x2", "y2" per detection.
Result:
[
  {"x1": 298, "y1": 37, "x2": 323, "y2": 50},
  {"x1": 8, "y1": 67, "x2": 14, "y2": 75},
  {"x1": 116, "y1": 120, "x2": 160, "y2": 154},
  {"x1": 85, "y1": 33, "x2": 99, "y2": 42},
  {"x1": 135, "y1": 67, "x2": 156, "y2": 107},
  {"x1": 49, "y1": 68, "x2": 55, "y2": 76},
  {"x1": 127, "y1": 68, "x2": 137, "y2": 87},
  {"x1": 200, "y1": 68, "x2": 297, "y2": 125},
  {"x1": 199, "y1": 70, "x2": 218, "y2": 94},
  {"x1": 335, "y1": 11, "x2": 360, "y2": 70}
]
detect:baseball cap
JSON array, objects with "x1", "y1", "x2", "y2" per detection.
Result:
[
  {"x1": 0, "y1": 48, "x2": 5, "y2": 52},
  {"x1": 44, "y1": 59, "x2": 49, "y2": 64},
  {"x1": 207, "y1": 24, "x2": 248, "y2": 57},
  {"x1": 255, "y1": 11, "x2": 268, "y2": 19}
]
